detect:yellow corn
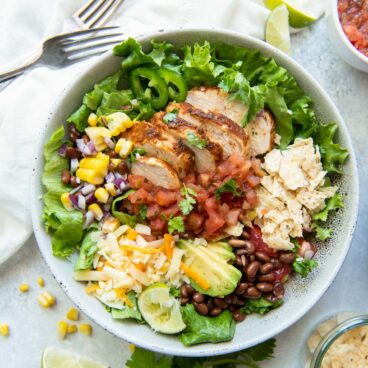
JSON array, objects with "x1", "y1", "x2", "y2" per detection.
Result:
[
  {"x1": 127, "y1": 228, "x2": 138, "y2": 241},
  {"x1": 85, "y1": 127, "x2": 111, "y2": 151},
  {"x1": 102, "y1": 217, "x2": 120, "y2": 233},
  {"x1": 106, "y1": 112, "x2": 134, "y2": 136},
  {"x1": 110, "y1": 158, "x2": 122, "y2": 169},
  {"x1": 0, "y1": 324, "x2": 9, "y2": 337},
  {"x1": 37, "y1": 291, "x2": 56, "y2": 308},
  {"x1": 79, "y1": 323, "x2": 92, "y2": 336},
  {"x1": 58, "y1": 321, "x2": 68, "y2": 340},
  {"x1": 95, "y1": 187, "x2": 109, "y2": 203},
  {"x1": 19, "y1": 283, "x2": 29, "y2": 292},
  {"x1": 66, "y1": 308, "x2": 79, "y2": 321},
  {"x1": 76, "y1": 152, "x2": 109, "y2": 185},
  {"x1": 105, "y1": 182, "x2": 117, "y2": 196},
  {"x1": 115, "y1": 138, "x2": 134, "y2": 158},
  {"x1": 67, "y1": 324, "x2": 77, "y2": 334},
  {"x1": 85, "y1": 283, "x2": 99, "y2": 294},
  {"x1": 129, "y1": 344, "x2": 136, "y2": 352},
  {"x1": 37, "y1": 276, "x2": 45, "y2": 287},
  {"x1": 87, "y1": 112, "x2": 98, "y2": 127},
  {"x1": 60, "y1": 192, "x2": 73, "y2": 211},
  {"x1": 88, "y1": 203, "x2": 103, "y2": 221}
]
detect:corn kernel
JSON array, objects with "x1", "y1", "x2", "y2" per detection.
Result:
[
  {"x1": 66, "y1": 308, "x2": 79, "y2": 321},
  {"x1": 85, "y1": 283, "x2": 99, "y2": 294},
  {"x1": 129, "y1": 344, "x2": 136, "y2": 352},
  {"x1": 67, "y1": 324, "x2": 77, "y2": 334},
  {"x1": 105, "y1": 182, "x2": 117, "y2": 196},
  {"x1": 76, "y1": 153, "x2": 110, "y2": 185},
  {"x1": 127, "y1": 228, "x2": 138, "y2": 241},
  {"x1": 19, "y1": 283, "x2": 29, "y2": 292},
  {"x1": 102, "y1": 217, "x2": 120, "y2": 233},
  {"x1": 37, "y1": 276, "x2": 45, "y2": 288},
  {"x1": 85, "y1": 127, "x2": 111, "y2": 151},
  {"x1": 110, "y1": 158, "x2": 122, "y2": 169},
  {"x1": 58, "y1": 321, "x2": 68, "y2": 340},
  {"x1": 107, "y1": 112, "x2": 133, "y2": 136},
  {"x1": 37, "y1": 291, "x2": 56, "y2": 308},
  {"x1": 0, "y1": 324, "x2": 9, "y2": 337},
  {"x1": 60, "y1": 193, "x2": 73, "y2": 211},
  {"x1": 88, "y1": 203, "x2": 103, "y2": 221},
  {"x1": 95, "y1": 187, "x2": 109, "y2": 204},
  {"x1": 87, "y1": 112, "x2": 98, "y2": 127},
  {"x1": 79, "y1": 323, "x2": 92, "y2": 336},
  {"x1": 115, "y1": 138, "x2": 134, "y2": 158}
]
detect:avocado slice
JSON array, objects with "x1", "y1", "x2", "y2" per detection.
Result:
[{"x1": 178, "y1": 240, "x2": 241, "y2": 297}]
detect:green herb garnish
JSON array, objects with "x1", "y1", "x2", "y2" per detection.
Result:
[
  {"x1": 179, "y1": 185, "x2": 197, "y2": 215},
  {"x1": 186, "y1": 131, "x2": 207, "y2": 149},
  {"x1": 292, "y1": 258, "x2": 318, "y2": 277},
  {"x1": 130, "y1": 148, "x2": 147, "y2": 162},
  {"x1": 168, "y1": 216, "x2": 185, "y2": 234},
  {"x1": 163, "y1": 109, "x2": 178, "y2": 124},
  {"x1": 215, "y1": 179, "x2": 241, "y2": 200}
]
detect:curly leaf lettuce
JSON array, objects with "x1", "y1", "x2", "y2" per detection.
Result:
[
  {"x1": 74, "y1": 230, "x2": 98, "y2": 271},
  {"x1": 241, "y1": 297, "x2": 283, "y2": 315},
  {"x1": 111, "y1": 292, "x2": 143, "y2": 321},
  {"x1": 42, "y1": 126, "x2": 83, "y2": 258},
  {"x1": 313, "y1": 193, "x2": 344, "y2": 222},
  {"x1": 111, "y1": 190, "x2": 137, "y2": 228}
]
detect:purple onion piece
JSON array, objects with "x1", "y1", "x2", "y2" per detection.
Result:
[
  {"x1": 105, "y1": 172, "x2": 115, "y2": 183},
  {"x1": 58, "y1": 144, "x2": 67, "y2": 157},
  {"x1": 114, "y1": 177, "x2": 124, "y2": 188},
  {"x1": 69, "y1": 193, "x2": 79, "y2": 208},
  {"x1": 75, "y1": 139, "x2": 85, "y2": 152},
  {"x1": 120, "y1": 181, "x2": 130, "y2": 191},
  {"x1": 85, "y1": 192, "x2": 96, "y2": 205},
  {"x1": 83, "y1": 145, "x2": 92, "y2": 156},
  {"x1": 304, "y1": 250, "x2": 315, "y2": 260},
  {"x1": 104, "y1": 137, "x2": 115, "y2": 150},
  {"x1": 70, "y1": 184, "x2": 83, "y2": 195},
  {"x1": 77, "y1": 194, "x2": 86, "y2": 210},
  {"x1": 83, "y1": 210, "x2": 95, "y2": 229},
  {"x1": 81, "y1": 184, "x2": 96, "y2": 195},
  {"x1": 87, "y1": 140, "x2": 97, "y2": 154},
  {"x1": 70, "y1": 158, "x2": 79, "y2": 173}
]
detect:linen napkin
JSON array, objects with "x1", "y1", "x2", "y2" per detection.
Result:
[{"x1": 0, "y1": 0, "x2": 272, "y2": 264}]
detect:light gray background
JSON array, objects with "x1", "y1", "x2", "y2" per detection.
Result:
[{"x1": 1, "y1": 18, "x2": 367, "y2": 367}]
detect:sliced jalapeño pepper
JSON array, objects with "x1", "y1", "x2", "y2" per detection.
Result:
[
  {"x1": 157, "y1": 67, "x2": 188, "y2": 102},
  {"x1": 129, "y1": 67, "x2": 168, "y2": 110}
]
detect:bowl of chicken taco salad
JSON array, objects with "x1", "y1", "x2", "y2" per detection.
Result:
[{"x1": 32, "y1": 29, "x2": 358, "y2": 355}]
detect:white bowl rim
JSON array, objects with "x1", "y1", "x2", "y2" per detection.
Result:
[
  {"x1": 31, "y1": 27, "x2": 359, "y2": 357},
  {"x1": 330, "y1": 0, "x2": 368, "y2": 64}
]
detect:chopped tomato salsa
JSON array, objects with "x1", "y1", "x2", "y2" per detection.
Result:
[{"x1": 338, "y1": 0, "x2": 368, "y2": 57}]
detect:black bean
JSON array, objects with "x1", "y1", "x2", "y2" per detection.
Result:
[
  {"x1": 258, "y1": 273, "x2": 275, "y2": 283},
  {"x1": 260, "y1": 262, "x2": 273, "y2": 274},
  {"x1": 228, "y1": 305, "x2": 237, "y2": 312},
  {"x1": 235, "y1": 283, "x2": 248, "y2": 295},
  {"x1": 65, "y1": 147, "x2": 81, "y2": 159},
  {"x1": 209, "y1": 307, "x2": 222, "y2": 317},
  {"x1": 180, "y1": 297, "x2": 189, "y2": 305},
  {"x1": 236, "y1": 249, "x2": 248, "y2": 256},
  {"x1": 244, "y1": 241, "x2": 255, "y2": 254},
  {"x1": 68, "y1": 124, "x2": 80, "y2": 142},
  {"x1": 255, "y1": 251, "x2": 271, "y2": 263},
  {"x1": 279, "y1": 253, "x2": 296, "y2": 264},
  {"x1": 214, "y1": 298, "x2": 228, "y2": 309},
  {"x1": 61, "y1": 170, "x2": 71, "y2": 185},
  {"x1": 249, "y1": 255, "x2": 256, "y2": 262},
  {"x1": 224, "y1": 294, "x2": 237, "y2": 305},
  {"x1": 117, "y1": 161, "x2": 129, "y2": 175},
  {"x1": 233, "y1": 310, "x2": 246, "y2": 322},
  {"x1": 229, "y1": 239, "x2": 248, "y2": 247},
  {"x1": 70, "y1": 176, "x2": 79, "y2": 188},
  {"x1": 270, "y1": 258, "x2": 283, "y2": 269},
  {"x1": 246, "y1": 261, "x2": 261, "y2": 278},
  {"x1": 207, "y1": 299, "x2": 214, "y2": 310},
  {"x1": 192, "y1": 292, "x2": 205, "y2": 303},
  {"x1": 180, "y1": 284, "x2": 194, "y2": 298},
  {"x1": 106, "y1": 149, "x2": 118, "y2": 158},
  {"x1": 245, "y1": 287, "x2": 262, "y2": 299},
  {"x1": 235, "y1": 299, "x2": 246, "y2": 307},
  {"x1": 256, "y1": 282, "x2": 273, "y2": 292},
  {"x1": 241, "y1": 231, "x2": 250, "y2": 239},
  {"x1": 194, "y1": 302, "x2": 208, "y2": 315}
]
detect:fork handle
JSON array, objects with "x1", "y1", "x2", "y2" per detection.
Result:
[{"x1": 0, "y1": 54, "x2": 40, "y2": 83}]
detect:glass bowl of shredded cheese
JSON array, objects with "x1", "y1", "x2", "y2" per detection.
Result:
[{"x1": 307, "y1": 312, "x2": 368, "y2": 367}]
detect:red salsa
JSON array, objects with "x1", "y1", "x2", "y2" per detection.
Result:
[{"x1": 338, "y1": 0, "x2": 368, "y2": 57}]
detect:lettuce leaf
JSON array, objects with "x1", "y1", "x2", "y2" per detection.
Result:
[
  {"x1": 99, "y1": 90, "x2": 134, "y2": 110},
  {"x1": 111, "y1": 189, "x2": 137, "y2": 227},
  {"x1": 66, "y1": 104, "x2": 91, "y2": 133},
  {"x1": 111, "y1": 292, "x2": 143, "y2": 321},
  {"x1": 312, "y1": 222, "x2": 333, "y2": 241},
  {"x1": 179, "y1": 304, "x2": 235, "y2": 346},
  {"x1": 241, "y1": 297, "x2": 283, "y2": 315},
  {"x1": 313, "y1": 193, "x2": 344, "y2": 222},
  {"x1": 74, "y1": 230, "x2": 99, "y2": 271},
  {"x1": 292, "y1": 258, "x2": 318, "y2": 277}
]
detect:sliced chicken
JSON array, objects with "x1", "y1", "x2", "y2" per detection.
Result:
[
  {"x1": 125, "y1": 121, "x2": 193, "y2": 178},
  {"x1": 186, "y1": 86, "x2": 248, "y2": 126},
  {"x1": 131, "y1": 156, "x2": 180, "y2": 190},
  {"x1": 247, "y1": 110, "x2": 275, "y2": 157},
  {"x1": 151, "y1": 112, "x2": 222, "y2": 173},
  {"x1": 167, "y1": 102, "x2": 250, "y2": 159}
]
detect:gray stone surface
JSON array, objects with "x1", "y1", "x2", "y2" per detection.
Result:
[{"x1": 0, "y1": 18, "x2": 367, "y2": 368}]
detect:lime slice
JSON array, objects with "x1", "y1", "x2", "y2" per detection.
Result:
[
  {"x1": 266, "y1": 5, "x2": 291, "y2": 54},
  {"x1": 265, "y1": 0, "x2": 317, "y2": 28},
  {"x1": 42, "y1": 347, "x2": 108, "y2": 368},
  {"x1": 138, "y1": 283, "x2": 186, "y2": 334}
]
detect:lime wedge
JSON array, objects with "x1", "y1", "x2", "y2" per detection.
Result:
[
  {"x1": 266, "y1": 5, "x2": 291, "y2": 54},
  {"x1": 42, "y1": 347, "x2": 108, "y2": 368},
  {"x1": 138, "y1": 283, "x2": 186, "y2": 334},
  {"x1": 265, "y1": 0, "x2": 317, "y2": 28}
]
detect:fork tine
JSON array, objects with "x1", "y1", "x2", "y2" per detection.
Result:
[
  {"x1": 66, "y1": 48, "x2": 112, "y2": 63},
  {"x1": 74, "y1": 0, "x2": 104, "y2": 21},
  {"x1": 64, "y1": 40, "x2": 122, "y2": 57},
  {"x1": 89, "y1": 0, "x2": 123, "y2": 28},
  {"x1": 51, "y1": 26, "x2": 120, "y2": 43},
  {"x1": 60, "y1": 32, "x2": 123, "y2": 47}
]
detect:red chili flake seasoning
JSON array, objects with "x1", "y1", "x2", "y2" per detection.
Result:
[{"x1": 338, "y1": 0, "x2": 368, "y2": 57}]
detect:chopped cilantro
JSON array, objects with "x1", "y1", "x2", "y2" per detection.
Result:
[
  {"x1": 292, "y1": 258, "x2": 318, "y2": 277},
  {"x1": 163, "y1": 109, "x2": 178, "y2": 124},
  {"x1": 215, "y1": 179, "x2": 241, "y2": 200},
  {"x1": 186, "y1": 131, "x2": 207, "y2": 149},
  {"x1": 168, "y1": 216, "x2": 185, "y2": 234},
  {"x1": 179, "y1": 184, "x2": 197, "y2": 215},
  {"x1": 138, "y1": 204, "x2": 147, "y2": 220},
  {"x1": 130, "y1": 148, "x2": 147, "y2": 162}
]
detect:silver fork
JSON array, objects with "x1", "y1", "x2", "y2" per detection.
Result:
[{"x1": 0, "y1": 0, "x2": 124, "y2": 84}]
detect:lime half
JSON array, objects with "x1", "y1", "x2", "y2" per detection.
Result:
[
  {"x1": 265, "y1": 0, "x2": 317, "y2": 28},
  {"x1": 138, "y1": 283, "x2": 186, "y2": 334},
  {"x1": 42, "y1": 347, "x2": 108, "y2": 368},
  {"x1": 266, "y1": 4, "x2": 291, "y2": 54}
]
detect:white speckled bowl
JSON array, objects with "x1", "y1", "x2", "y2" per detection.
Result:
[
  {"x1": 31, "y1": 28, "x2": 359, "y2": 357},
  {"x1": 326, "y1": 0, "x2": 368, "y2": 72}
]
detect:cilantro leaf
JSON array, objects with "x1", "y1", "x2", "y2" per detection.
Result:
[
  {"x1": 241, "y1": 297, "x2": 283, "y2": 315},
  {"x1": 168, "y1": 216, "x2": 185, "y2": 234},
  {"x1": 138, "y1": 204, "x2": 147, "y2": 220},
  {"x1": 179, "y1": 185, "x2": 197, "y2": 215},
  {"x1": 292, "y1": 258, "x2": 318, "y2": 277},
  {"x1": 312, "y1": 222, "x2": 333, "y2": 241},
  {"x1": 126, "y1": 347, "x2": 172, "y2": 368},
  {"x1": 163, "y1": 109, "x2": 178, "y2": 123},
  {"x1": 186, "y1": 131, "x2": 207, "y2": 149},
  {"x1": 215, "y1": 179, "x2": 241, "y2": 200},
  {"x1": 313, "y1": 193, "x2": 344, "y2": 222},
  {"x1": 130, "y1": 148, "x2": 147, "y2": 162}
]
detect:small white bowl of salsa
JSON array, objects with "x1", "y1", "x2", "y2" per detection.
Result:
[{"x1": 326, "y1": 0, "x2": 368, "y2": 72}]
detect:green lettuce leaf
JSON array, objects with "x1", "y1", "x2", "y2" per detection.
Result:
[
  {"x1": 74, "y1": 230, "x2": 99, "y2": 271},
  {"x1": 292, "y1": 258, "x2": 318, "y2": 277},
  {"x1": 111, "y1": 292, "x2": 143, "y2": 321},
  {"x1": 126, "y1": 347, "x2": 172, "y2": 368},
  {"x1": 313, "y1": 193, "x2": 344, "y2": 222},
  {"x1": 241, "y1": 297, "x2": 283, "y2": 315},
  {"x1": 99, "y1": 90, "x2": 134, "y2": 110},
  {"x1": 314, "y1": 123, "x2": 349, "y2": 173},
  {"x1": 179, "y1": 304, "x2": 235, "y2": 346},
  {"x1": 67, "y1": 104, "x2": 91, "y2": 132},
  {"x1": 312, "y1": 222, "x2": 333, "y2": 241},
  {"x1": 111, "y1": 189, "x2": 137, "y2": 227}
]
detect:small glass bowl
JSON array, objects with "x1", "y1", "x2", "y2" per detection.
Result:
[{"x1": 309, "y1": 314, "x2": 368, "y2": 367}]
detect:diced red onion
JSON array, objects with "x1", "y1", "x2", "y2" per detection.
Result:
[
  {"x1": 83, "y1": 210, "x2": 95, "y2": 229},
  {"x1": 75, "y1": 139, "x2": 85, "y2": 152},
  {"x1": 81, "y1": 184, "x2": 96, "y2": 195},
  {"x1": 114, "y1": 177, "x2": 125, "y2": 188},
  {"x1": 304, "y1": 250, "x2": 315, "y2": 260},
  {"x1": 85, "y1": 192, "x2": 96, "y2": 205},
  {"x1": 105, "y1": 172, "x2": 115, "y2": 183},
  {"x1": 77, "y1": 194, "x2": 86, "y2": 210},
  {"x1": 104, "y1": 137, "x2": 115, "y2": 149},
  {"x1": 103, "y1": 203, "x2": 111, "y2": 212},
  {"x1": 120, "y1": 182, "x2": 130, "y2": 191},
  {"x1": 69, "y1": 193, "x2": 79, "y2": 208},
  {"x1": 58, "y1": 144, "x2": 67, "y2": 157},
  {"x1": 87, "y1": 140, "x2": 96, "y2": 154},
  {"x1": 70, "y1": 158, "x2": 79, "y2": 173},
  {"x1": 70, "y1": 184, "x2": 83, "y2": 195}
]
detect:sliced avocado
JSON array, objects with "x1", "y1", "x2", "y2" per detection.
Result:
[{"x1": 178, "y1": 240, "x2": 241, "y2": 297}]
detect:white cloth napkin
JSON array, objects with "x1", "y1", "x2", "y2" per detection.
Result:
[{"x1": 0, "y1": 0, "x2": 271, "y2": 264}]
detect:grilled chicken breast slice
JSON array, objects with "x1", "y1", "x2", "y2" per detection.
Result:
[
  {"x1": 131, "y1": 156, "x2": 181, "y2": 190},
  {"x1": 151, "y1": 112, "x2": 222, "y2": 173},
  {"x1": 167, "y1": 102, "x2": 250, "y2": 159},
  {"x1": 247, "y1": 110, "x2": 275, "y2": 157},
  {"x1": 124, "y1": 121, "x2": 193, "y2": 178},
  {"x1": 186, "y1": 86, "x2": 248, "y2": 126}
]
